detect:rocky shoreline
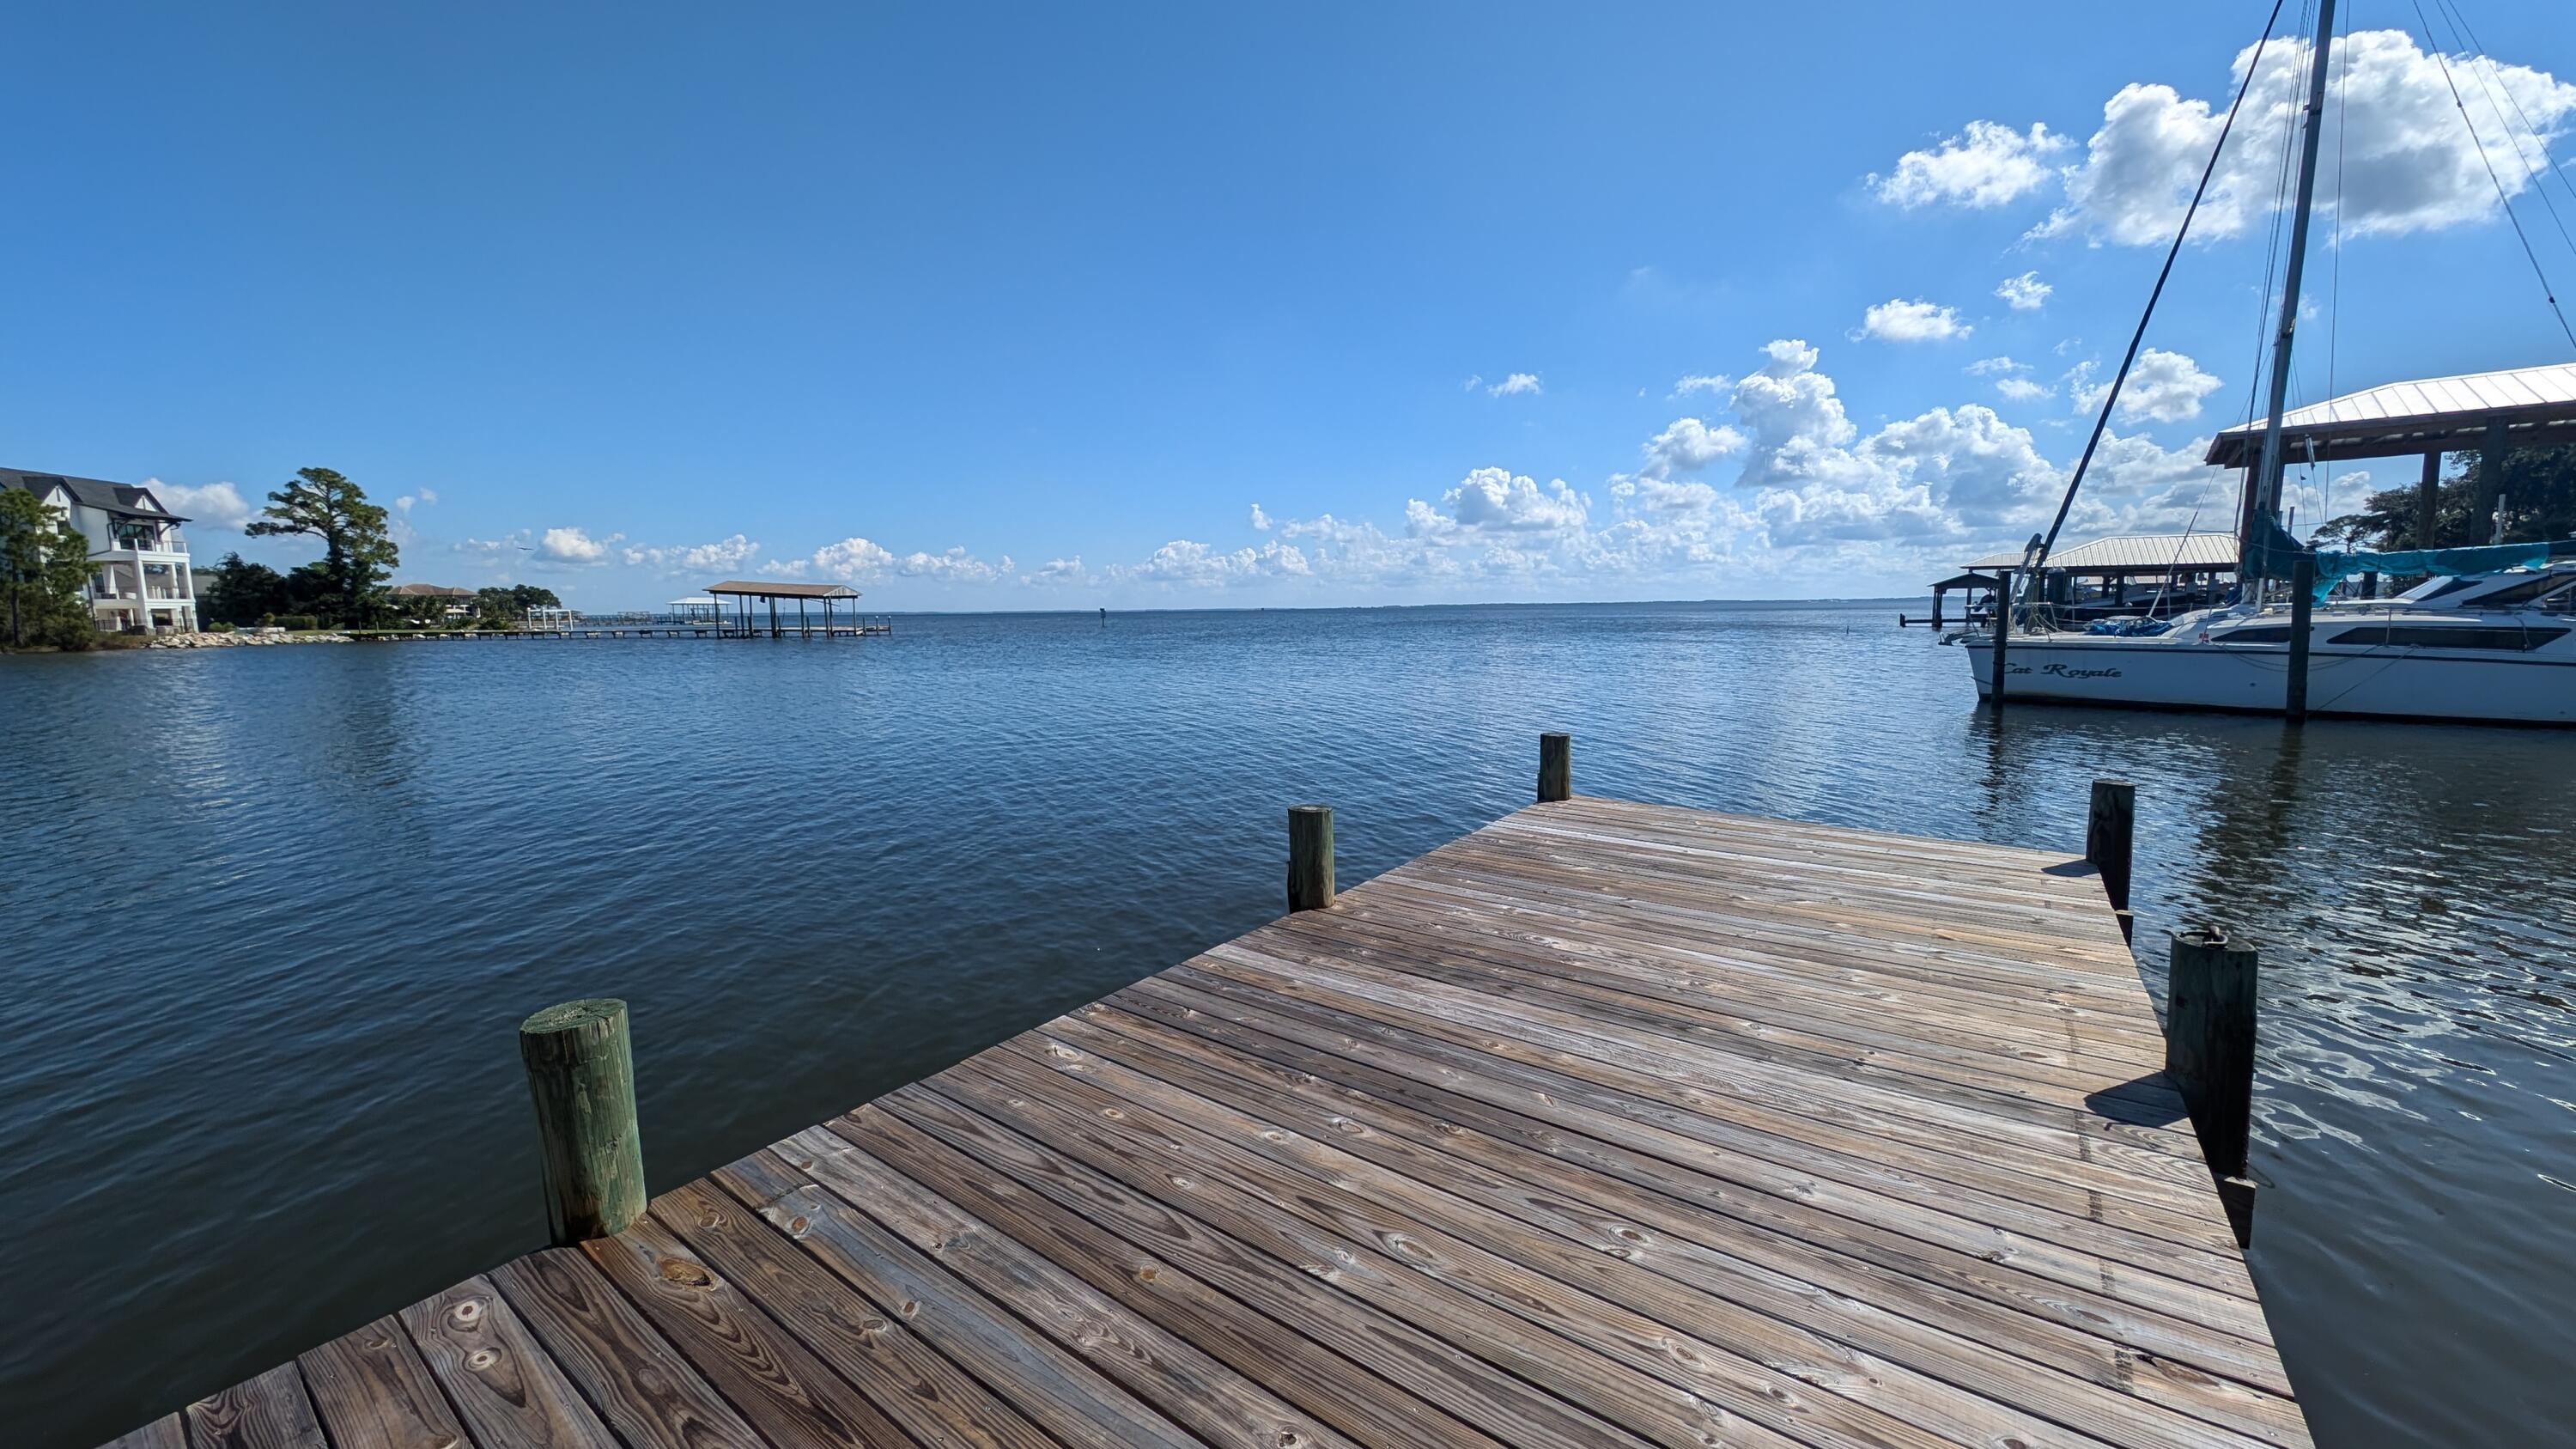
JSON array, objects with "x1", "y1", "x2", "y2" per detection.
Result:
[{"x1": 148, "y1": 630, "x2": 353, "y2": 648}]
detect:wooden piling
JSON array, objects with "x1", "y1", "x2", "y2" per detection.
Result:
[
  {"x1": 1537, "y1": 732, "x2": 1571, "y2": 803},
  {"x1": 2084, "y1": 779, "x2": 2135, "y2": 935},
  {"x1": 518, "y1": 998, "x2": 647, "y2": 1245},
  {"x1": 2417, "y1": 449, "x2": 2443, "y2": 548},
  {"x1": 2285, "y1": 553, "x2": 2315, "y2": 721},
  {"x1": 2166, "y1": 927, "x2": 2259, "y2": 1244},
  {"x1": 1286, "y1": 805, "x2": 1334, "y2": 912},
  {"x1": 1988, "y1": 574, "x2": 2012, "y2": 702}
]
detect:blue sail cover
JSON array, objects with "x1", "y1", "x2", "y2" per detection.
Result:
[{"x1": 2240, "y1": 509, "x2": 2576, "y2": 597}]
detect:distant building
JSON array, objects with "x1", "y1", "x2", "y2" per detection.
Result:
[
  {"x1": 391, "y1": 582, "x2": 477, "y2": 618},
  {"x1": 2, "y1": 467, "x2": 197, "y2": 632}
]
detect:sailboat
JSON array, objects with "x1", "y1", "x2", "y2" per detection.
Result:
[{"x1": 1960, "y1": 0, "x2": 2576, "y2": 726}]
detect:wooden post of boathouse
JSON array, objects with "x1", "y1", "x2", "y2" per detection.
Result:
[{"x1": 96, "y1": 736, "x2": 2313, "y2": 1449}]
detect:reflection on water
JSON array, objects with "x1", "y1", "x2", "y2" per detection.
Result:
[{"x1": 2, "y1": 602, "x2": 2569, "y2": 1446}]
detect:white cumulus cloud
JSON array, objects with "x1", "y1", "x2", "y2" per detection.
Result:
[
  {"x1": 1486, "y1": 372, "x2": 1543, "y2": 397},
  {"x1": 622, "y1": 534, "x2": 760, "y2": 573},
  {"x1": 1642, "y1": 417, "x2": 1747, "y2": 478},
  {"x1": 2039, "y1": 30, "x2": 2576, "y2": 244},
  {"x1": 1871, "y1": 120, "x2": 2070, "y2": 208},
  {"x1": 1856, "y1": 298, "x2": 1971, "y2": 343},
  {"x1": 150, "y1": 479, "x2": 252, "y2": 530},
  {"x1": 1673, "y1": 374, "x2": 1733, "y2": 397},
  {"x1": 1996, "y1": 271, "x2": 2053, "y2": 310},
  {"x1": 537, "y1": 527, "x2": 617, "y2": 563}
]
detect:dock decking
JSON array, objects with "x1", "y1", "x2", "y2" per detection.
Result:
[{"x1": 112, "y1": 795, "x2": 2308, "y2": 1448}]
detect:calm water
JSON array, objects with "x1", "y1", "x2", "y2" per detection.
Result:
[{"x1": 3, "y1": 602, "x2": 2570, "y2": 1446}]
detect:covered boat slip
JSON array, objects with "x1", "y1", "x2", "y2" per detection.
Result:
[
  {"x1": 110, "y1": 794, "x2": 2308, "y2": 1449},
  {"x1": 706, "y1": 581, "x2": 889, "y2": 638}
]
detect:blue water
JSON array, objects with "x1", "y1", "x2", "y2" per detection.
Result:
[{"x1": 3, "y1": 602, "x2": 2570, "y2": 1446}]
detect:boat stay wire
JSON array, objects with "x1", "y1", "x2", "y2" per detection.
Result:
[
  {"x1": 2408, "y1": 0, "x2": 2576, "y2": 347},
  {"x1": 2016, "y1": 0, "x2": 2293, "y2": 622}
]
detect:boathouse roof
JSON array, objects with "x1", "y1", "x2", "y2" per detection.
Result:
[
  {"x1": 1965, "y1": 533, "x2": 2241, "y2": 574},
  {"x1": 2205, "y1": 361, "x2": 2576, "y2": 468},
  {"x1": 707, "y1": 579, "x2": 862, "y2": 600}
]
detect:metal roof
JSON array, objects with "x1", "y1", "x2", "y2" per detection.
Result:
[
  {"x1": 1965, "y1": 533, "x2": 2242, "y2": 573},
  {"x1": 389, "y1": 582, "x2": 475, "y2": 598},
  {"x1": 2205, "y1": 361, "x2": 2576, "y2": 467},
  {"x1": 2, "y1": 466, "x2": 186, "y2": 521},
  {"x1": 707, "y1": 580, "x2": 862, "y2": 600}
]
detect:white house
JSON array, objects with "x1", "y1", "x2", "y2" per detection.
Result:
[{"x1": 3, "y1": 467, "x2": 198, "y2": 632}]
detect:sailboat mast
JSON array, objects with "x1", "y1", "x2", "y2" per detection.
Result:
[{"x1": 2246, "y1": 0, "x2": 2341, "y2": 540}]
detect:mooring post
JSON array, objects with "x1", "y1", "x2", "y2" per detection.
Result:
[
  {"x1": 2285, "y1": 552, "x2": 2315, "y2": 722},
  {"x1": 2166, "y1": 928, "x2": 2260, "y2": 1246},
  {"x1": 1538, "y1": 732, "x2": 1571, "y2": 803},
  {"x1": 519, "y1": 998, "x2": 647, "y2": 1245},
  {"x1": 2084, "y1": 778, "x2": 2135, "y2": 939},
  {"x1": 1988, "y1": 574, "x2": 2011, "y2": 703},
  {"x1": 1287, "y1": 805, "x2": 1334, "y2": 912}
]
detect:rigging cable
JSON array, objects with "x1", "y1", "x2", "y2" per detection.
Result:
[
  {"x1": 2434, "y1": 0, "x2": 2576, "y2": 261},
  {"x1": 2408, "y1": 0, "x2": 2576, "y2": 347},
  {"x1": 2020, "y1": 0, "x2": 2291, "y2": 630},
  {"x1": 2324, "y1": 2, "x2": 2351, "y2": 527}
]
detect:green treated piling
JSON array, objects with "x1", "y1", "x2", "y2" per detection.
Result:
[{"x1": 519, "y1": 998, "x2": 647, "y2": 1245}]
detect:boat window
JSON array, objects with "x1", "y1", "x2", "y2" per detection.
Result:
[
  {"x1": 2215, "y1": 626, "x2": 2293, "y2": 643},
  {"x1": 2452, "y1": 574, "x2": 2576, "y2": 609},
  {"x1": 2325, "y1": 624, "x2": 2570, "y2": 651},
  {"x1": 2395, "y1": 575, "x2": 2488, "y2": 602}
]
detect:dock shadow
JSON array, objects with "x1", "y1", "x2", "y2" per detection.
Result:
[{"x1": 2088, "y1": 1074, "x2": 2188, "y2": 1127}]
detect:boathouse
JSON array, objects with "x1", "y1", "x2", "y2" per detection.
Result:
[
  {"x1": 708, "y1": 579, "x2": 866, "y2": 636},
  {"x1": 2207, "y1": 360, "x2": 2576, "y2": 549}
]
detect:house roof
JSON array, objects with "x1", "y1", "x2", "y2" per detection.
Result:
[
  {"x1": 707, "y1": 580, "x2": 862, "y2": 600},
  {"x1": 390, "y1": 583, "x2": 477, "y2": 598},
  {"x1": 1965, "y1": 533, "x2": 2242, "y2": 573},
  {"x1": 1, "y1": 466, "x2": 187, "y2": 522},
  {"x1": 2204, "y1": 361, "x2": 2576, "y2": 467}
]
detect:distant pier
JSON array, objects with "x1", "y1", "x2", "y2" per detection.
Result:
[{"x1": 100, "y1": 742, "x2": 2308, "y2": 1448}]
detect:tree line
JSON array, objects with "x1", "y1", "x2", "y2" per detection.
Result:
[
  {"x1": 3, "y1": 466, "x2": 563, "y2": 647},
  {"x1": 2315, "y1": 445, "x2": 2576, "y2": 551}
]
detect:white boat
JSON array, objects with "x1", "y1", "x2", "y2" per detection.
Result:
[
  {"x1": 1963, "y1": 565, "x2": 2576, "y2": 724},
  {"x1": 1963, "y1": 0, "x2": 2576, "y2": 727}
]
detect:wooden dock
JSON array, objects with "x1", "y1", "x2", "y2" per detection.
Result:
[{"x1": 108, "y1": 792, "x2": 2308, "y2": 1448}]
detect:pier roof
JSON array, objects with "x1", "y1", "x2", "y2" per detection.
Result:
[
  {"x1": 1966, "y1": 533, "x2": 2241, "y2": 574},
  {"x1": 707, "y1": 579, "x2": 862, "y2": 600},
  {"x1": 2205, "y1": 361, "x2": 2576, "y2": 467}
]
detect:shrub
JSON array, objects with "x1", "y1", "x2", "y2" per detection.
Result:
[{"x1": 271, "y1": 614, "x2": 322, "y2": 633}]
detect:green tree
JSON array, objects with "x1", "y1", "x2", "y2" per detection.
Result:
[
  {"x1": 2318, "y1": 445, "x2": 2576, "y2": 550},
  {"x1": 198, "y1": 551, "x2": 296, "y2": 625},
  {"x1": 471, "y1": 583, "x2": 562, "y2": 628},
  {"x1": 0, "y1": 486, "x2": 100, "y2": 648},
  {"x1": 244, "y1": 467, "x2": 399, "y2": 625}
]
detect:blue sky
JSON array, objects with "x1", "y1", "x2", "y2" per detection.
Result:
[{"x1": 7, "y1": 1, "x2": 2573, "y2": 606}]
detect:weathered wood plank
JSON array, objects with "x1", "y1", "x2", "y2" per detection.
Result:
[
  {"x1": 297, "y1": 1315, "x2": 477, "y2": 1449},
  {"x1": 398, "y1": 1277, "x2": 618, "y2": 1449},
  {"x1": 579, "y1": 1215, "x2": 915, "y2": 1447},
  {"x1": 649, "y1": 1178, "x2": 1093, "y2": 1449},
  {"x1": 104, "y1": 1416, "x2": 186, "y2": 1449},
  {"x1": 184, "y1": 1363, "x2": 326, "y2": 1449},
  {"x1": 728, "y1": 1135, "x2": 1363, "y2": 1449},
  {"x1": 489, "y1": 1249, "x2": 765, "y2": 1449}
]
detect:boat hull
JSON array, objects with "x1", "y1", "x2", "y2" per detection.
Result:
[{"x1": 1961, "y1": 634, "x2": 2576, "y2": 725}]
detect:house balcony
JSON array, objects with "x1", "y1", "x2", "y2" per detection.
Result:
[{"x1": 101, "y1": 539, "x2": 190, "y2": 560}]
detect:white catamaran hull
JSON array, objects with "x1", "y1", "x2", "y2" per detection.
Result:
[{"x1": 1961, "y1": 634, "x2": 2576, "y2": 725}]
